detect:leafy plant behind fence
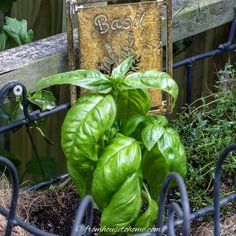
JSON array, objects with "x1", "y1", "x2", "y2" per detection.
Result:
[{"x1": 174, "y1": 62, "x2": 236, "y2": 212}]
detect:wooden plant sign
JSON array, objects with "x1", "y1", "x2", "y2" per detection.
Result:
[{"x1": 78, "y1": 1, "x2": 166, "y2": 112}]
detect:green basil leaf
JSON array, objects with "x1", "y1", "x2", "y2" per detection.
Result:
[
  {"x1": 92, "y1": 135, "x2": 141, "y2": 210},
  {"x1": 116, "y1": 89, "x2": 151, "y2": 122},
  {"x1": 121, "y1": 71, "x2": 178, "y2": 109},
  {"x1": 0, "y1": 32, "x2": 7, "y2": 51},
  {"x1": 141, "y1": 147, "x2": 169, "y2": 200},
  {"x1": 150, "y1": 115, "x2": 168, "y2": 126},
  {"x1": 103, "y1": 126, "x2": 118, "y2": 144},
  {"x1": 157, "y1": 128, "x2": 186, "y2": 177},
  {"x1": 121, "y1": 114, "x2": 147, "y2": 136},
  {"x1": 3, "y1": 17, "x2": 33, "y2": 46},
  {"x1": 142, "y1": 124, "x2": 165, "y2": 151},
  {"x1": 101, "y1": 173, "x2": 142, "y2": 228},
  {"x1": 111, "y1": 57, "x2": 132, "y2": 80},
  {"x1": 135, "y1": 198, "x2": 158, "y2": 229},
  {"x1": 121, "y1": 115, "x2": 168, "y2": 140},
  {"x1": 67, "y1": 158, "x2": 95, "y2": 197},
  {"x1": 62, "y1": 94, "x2": 116, "y2": 162},
  {"x1": 28, "y1": 90, "x2": 56, "y2": 111},
  {"x1": 62, "y1": 94, "x2": 116, "y2": 196},
  {"x1": 37, "y1": 70, "x2": 112, "y2": 93}
]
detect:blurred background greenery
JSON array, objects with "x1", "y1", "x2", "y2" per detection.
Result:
[{"x1": 0, "y1": 0, "x2": 63, "y2": 40}]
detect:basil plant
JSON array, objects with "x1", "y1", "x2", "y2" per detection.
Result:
[{"x1": 37, "y1": 58, "x2": 186, "y2": 231}]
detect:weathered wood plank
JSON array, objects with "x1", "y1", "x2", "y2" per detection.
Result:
[
  {"x1": 0, "y1": 33, "x2": 70, "y2": 91},
  {"x1": 0, "y1": 0, "x2": 235, "y2": 91},
  {"x1": 167, "y1": 0, "x2": 235, "y2": 43}
]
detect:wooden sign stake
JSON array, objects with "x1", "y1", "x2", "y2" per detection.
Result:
[{"x1": 66, "y1": 0, "x2": 77, "y2": 105}]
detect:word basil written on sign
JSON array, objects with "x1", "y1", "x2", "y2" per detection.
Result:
[{"x1": 78, "y1": 1, "x2": 164, "y2": 109}]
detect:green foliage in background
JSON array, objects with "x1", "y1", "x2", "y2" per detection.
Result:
[
  {"x1": 0, "y1": 16, "x2": 33, "y2": 51},
  {"x1": 0, "y1": 0, "x2": 17, "y2": 13},
  {"x1": 37, "y1": 57, "x2": 186, "y2": 232},
  {"x1": 0, "y1": 90, "x2": 56, "y2": 125},
  {"x1": 0, "y1": 90, "x2": 57, "y2": 182},
  {"x1": 25, "y1": 156, "x2": 57, "y2": 180},
  {"x1": 174, "y1": 62, "x2": 236, "y2": 211}
]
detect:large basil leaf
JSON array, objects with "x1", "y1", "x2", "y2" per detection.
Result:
[
  {"x1": 67, "y1": 158, "x2": 95, "y2": 197},
  {"x1": 157, "y1": 128, "x2": 186, "y2": 176},
  {"x1": 111, "y1": 57, "x2": 132, "y2": 80},
  {"x1": 92, "y1": 135, "x2": 141, "y2": 210},
  {"x1": 121, "y1": 71, "x2": 178, "y2": 108},
  {"x1": 121, "y1": 115, "x2": 168, "y2": 142},
  {"x1": 149, "y1": 115, "x2": 168, "y2": 126},
  {"x1": 116, "y1": 89, "x2": 151, "y2": 122},
  {"x1": 62, "y1": 94, "x2": 116, "y2": 196},
  {"x1": 135, "y1": 197, "x2": 158, "y2": 229},
  {"x1": 121, "y1": 114, "x2": 148, "y2": 136},
  {"x1": 62, "y1": 94, "x2": 116, "y2": 162},
  {"x1": 3, "y1": 17, "x2": 33, "y2": 46},
  {"x1": 101, "y1": 173, "x2": 142, "y2": 228},
  {"x1": 141, "y1": 147, "x2": 169, "y2": 200},
  {"x1": 142, "y1": 124, "x2": 165, "y2": 151},
  {"x1": 37, "y1": 70, "x2": 112, "y2": 93}
]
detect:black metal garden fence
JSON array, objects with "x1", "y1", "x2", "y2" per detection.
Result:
[
  {"x1": 0, "y1": 13, "x2": 235, "y2": 236},
  {"x1": 0, "y1": 144, "x2": 236, "y2": 236}
]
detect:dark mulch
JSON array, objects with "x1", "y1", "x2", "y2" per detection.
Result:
[{"x1": 24, "y1": 182, "x2": 101, "y2": 235}]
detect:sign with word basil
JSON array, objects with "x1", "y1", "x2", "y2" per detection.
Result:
[{"x1": 78, "y1": 1, "x2": 164, "y2": 111}]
